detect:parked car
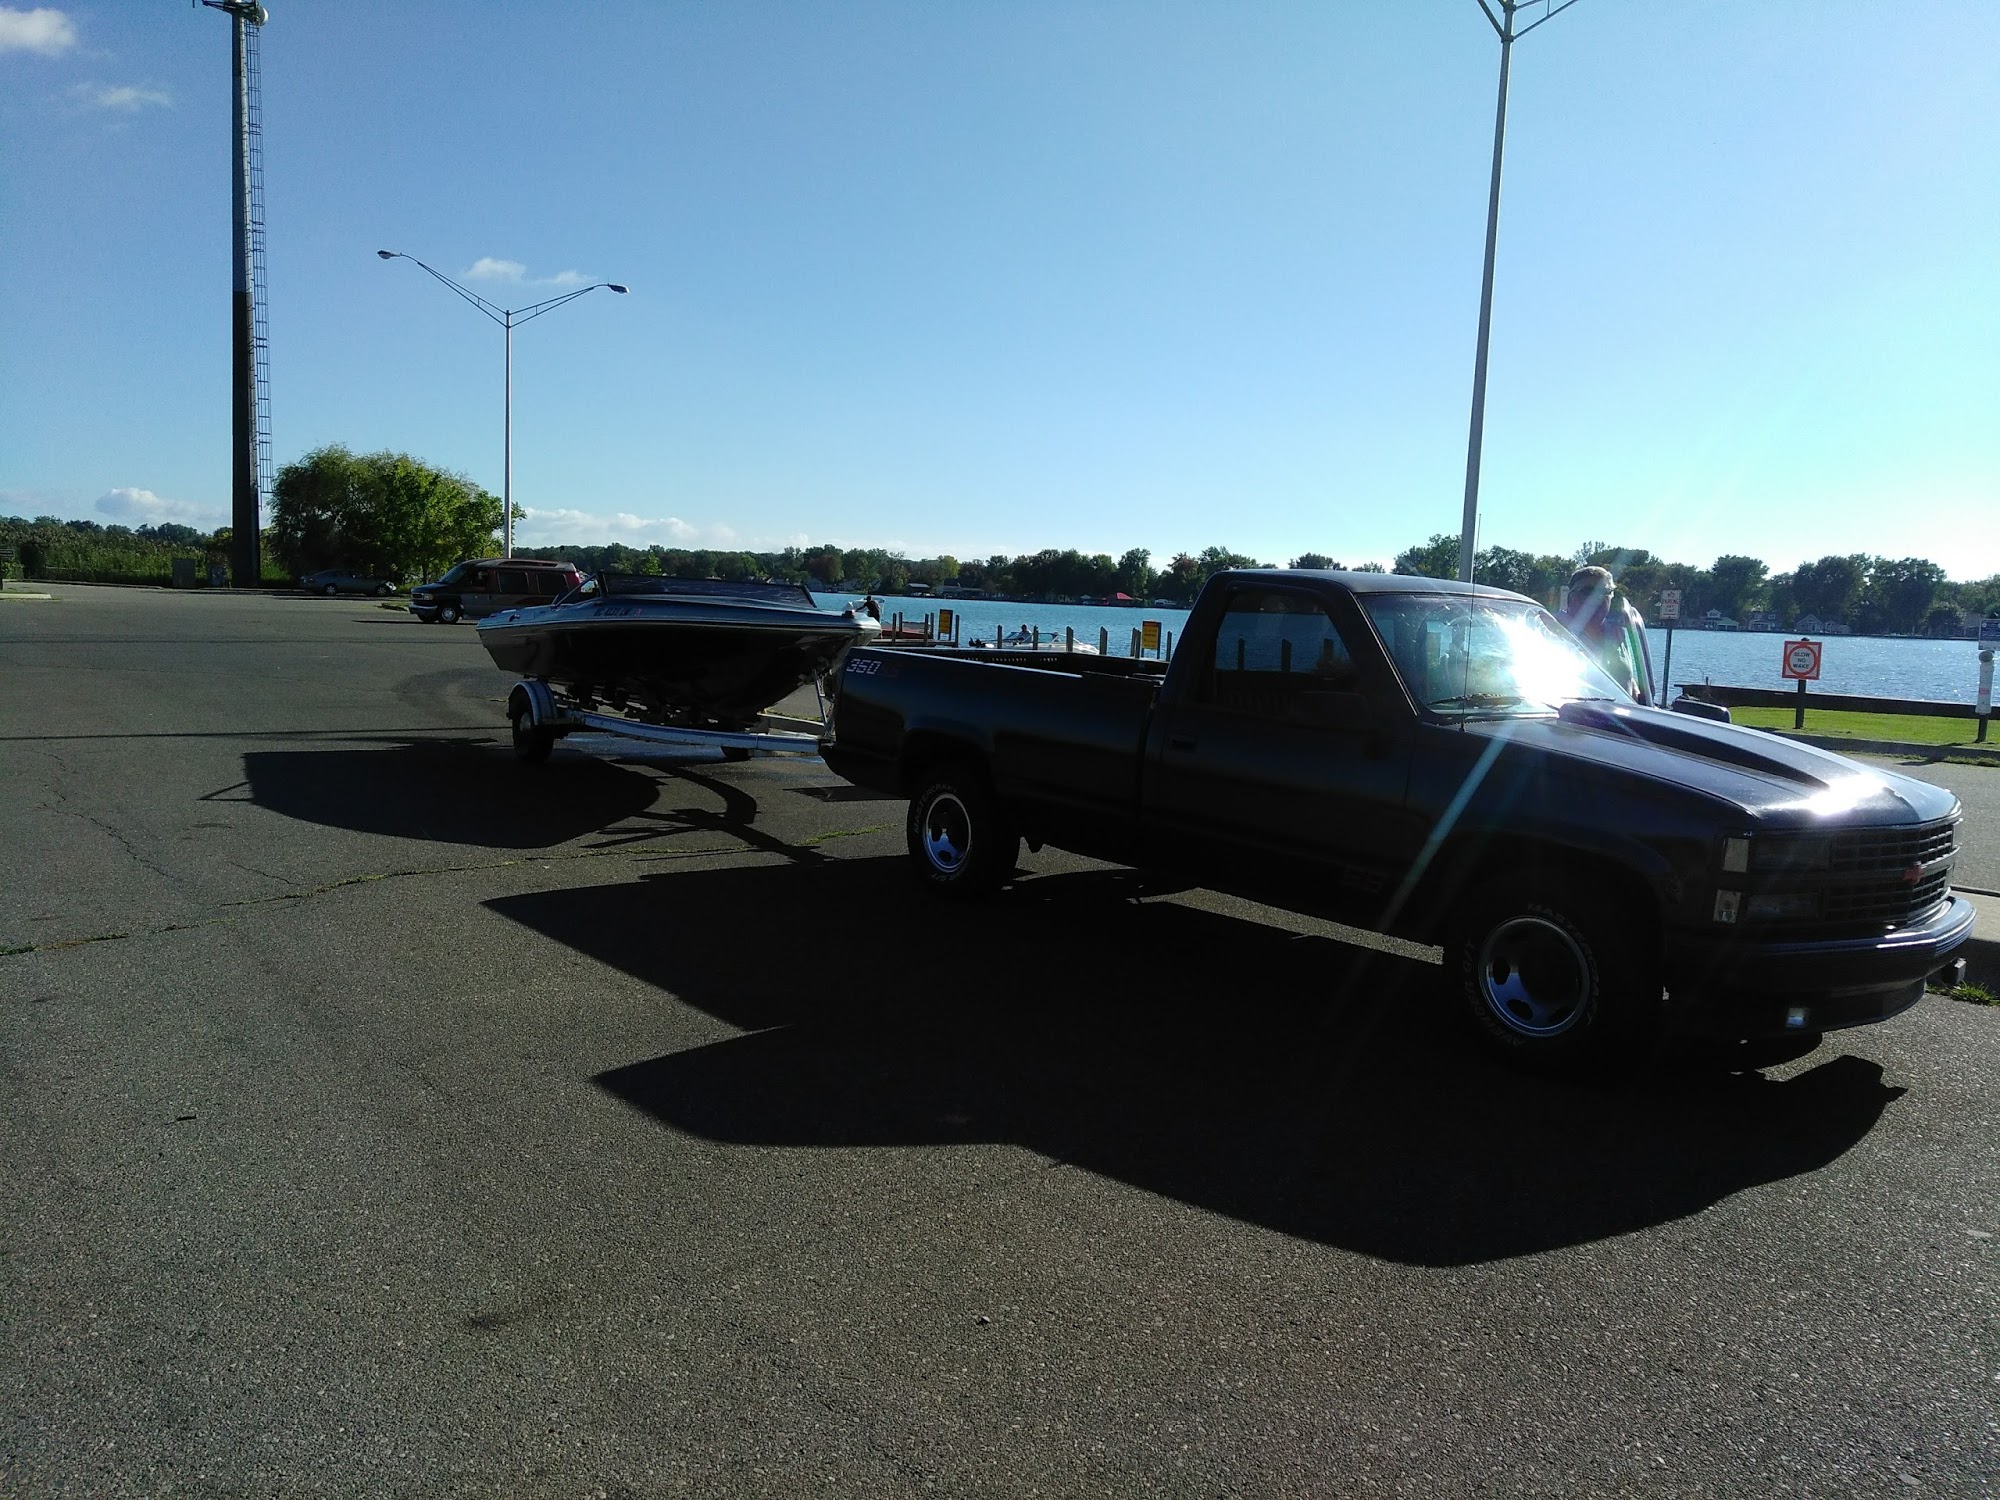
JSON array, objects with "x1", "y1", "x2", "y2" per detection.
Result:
[
  {"x1": 824, "y1": 568, "x2": 1975, "y2": 1069},
  {"x1": 300, "y1": 568, "x2": 398, "y2": 597},
  {"x1": 407, "y1": 558, "x2": 582, "y2": 624}
]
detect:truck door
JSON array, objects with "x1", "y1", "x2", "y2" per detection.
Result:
[{"x1": 1143, "y1": 583, "x2": 1421, "y2": 912}]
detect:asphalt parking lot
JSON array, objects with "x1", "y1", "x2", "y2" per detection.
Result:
[{"x1": 4, "y1": 584, "x2": 1997, "y2": 1497}]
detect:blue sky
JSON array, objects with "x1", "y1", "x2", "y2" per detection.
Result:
[{"x1": 3, "y1": 1, "x2": 1996, "y2": 578}]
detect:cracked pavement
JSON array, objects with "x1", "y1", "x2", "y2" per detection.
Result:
[{"x1": 3, "y1": 585, "x2": 1997, "y2": 1498}]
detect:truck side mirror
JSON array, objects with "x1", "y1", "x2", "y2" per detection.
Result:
[
  {"x1": 1290, "y1": 689, "x2": 1376, "y2": 732},
  {"x1": 1670, "y1": 694, "x2": 1731, "y2": 724}
]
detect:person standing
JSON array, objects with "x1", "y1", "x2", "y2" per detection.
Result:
[{"x1": 1557, "y1": 565, "x2": 1656, "y2": 704}]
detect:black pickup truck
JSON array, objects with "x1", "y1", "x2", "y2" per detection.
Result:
[{"x1": 823, "y1": 570, "x2": 1976, "y2": 1065}]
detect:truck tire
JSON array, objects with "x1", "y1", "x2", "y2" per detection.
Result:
[
  {"x1": 906, "y1": 762, "x2": 1018, "y2": 897},
  {"x1": 1446, "y1": 875, "x2": 1655, "y2": 1068},
  {"x1": 438, "y1": 602, "x2": 461, "y2": 624},
  {"x1": 511, "y1": 702, "x2": 556, "y2": 765}
]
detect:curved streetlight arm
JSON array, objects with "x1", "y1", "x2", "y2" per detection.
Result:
[
  {"x1": 1508, "y1": 0, "x2": 1580, "y2": 41},
  {"x1": 376, "y1": 249, "x2": 509, "y2": 327},
  {"x1": 509, "y1": 281, "x2": 629, "y2": 327}
]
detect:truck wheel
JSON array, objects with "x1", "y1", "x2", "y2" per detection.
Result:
[
  {"x1": 323, "y1": 583, "x2": 338, "y2": 596},
  {"x1": 511, "y1": 703, "x2": 555, "y2": 765},
  {"x1": 907, "y1": 762, "x2": 1018, "y2": 896},
  {"x1": 438, "y1": 602, "x2": 461, "y2": 624},
  {"x1": 1447, "y1": 876, "x2": 1654, "y2": 1067}
]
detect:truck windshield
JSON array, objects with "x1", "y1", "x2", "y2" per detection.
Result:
[{"x1": 1360, "y1": 593, "x2": 1629, "y2": 716}]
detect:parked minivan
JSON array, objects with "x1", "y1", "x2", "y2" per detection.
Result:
[{"x1": 408, "y1": 558, "x2": 582, "y2": 624}]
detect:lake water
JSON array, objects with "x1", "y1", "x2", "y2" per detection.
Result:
[{"x1": 821, "y1": 591, "x2": 1992, "y2": 706}]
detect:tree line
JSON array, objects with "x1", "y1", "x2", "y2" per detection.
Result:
[
  {"x1": 0, "y1": 514, "x2": 291, "y2": 586},
  {"x1": 9, "y1": 442, "x2": 1997, "y2": 637},
  {"x1": 1391, "y1": 534, "x2": 2000, "y2": 637}
]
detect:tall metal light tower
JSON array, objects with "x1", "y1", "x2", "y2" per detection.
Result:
[{"x1": 200, "y1": 0, "x2": 271, "y2": 587}]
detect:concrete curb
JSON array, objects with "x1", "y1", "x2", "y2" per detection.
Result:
[
  {"x1": 1957, "y1": 890, "x2": 2000, "y2": 990},
  {"x1": 1773, "y1": 732, "x2": 2000, "y2": 767}
]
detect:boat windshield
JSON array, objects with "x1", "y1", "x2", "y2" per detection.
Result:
[
  {"x1": 556, "y1": 573, "x2": 822, "y2": 609},
  {"x1": 1359, "y1": 592, "x2": 1630, "y2": 717}
]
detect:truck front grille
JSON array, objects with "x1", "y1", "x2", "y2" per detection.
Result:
[{"x1": 1756, "y1": 817, "x2": 1958, "y2": 936}]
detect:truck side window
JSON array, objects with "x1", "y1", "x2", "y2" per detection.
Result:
[
  {"x1": 497, "y1": 570, "x2": 531, "y2": 594},
  {"x1": 1202, "y1": 588, "x2": 1360, "y2": 717}
]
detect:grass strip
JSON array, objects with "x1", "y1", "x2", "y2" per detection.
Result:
[{"x1": 1729, "y1": 706, "x2": 1992, "y2": 746}]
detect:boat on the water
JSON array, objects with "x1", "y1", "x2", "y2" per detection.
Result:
[
  {"x1": 967, "y1": 627, "x2": 1101, "y2": 655},
  {"x1": 477, "y1": 574, "x2": 880, "y2": 729}
]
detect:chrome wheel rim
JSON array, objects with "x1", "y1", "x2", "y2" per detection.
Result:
[
  {"x1": 1476, "y1": 915, "x2": 1589, "y2": 1038},
  {"x1": 920, "y1": 791, "x2": 972, "y2": 875}
]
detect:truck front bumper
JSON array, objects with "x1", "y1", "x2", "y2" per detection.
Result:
[{"x1": 1665, "y1": 894, "x2": 1976, "y2": 1039}]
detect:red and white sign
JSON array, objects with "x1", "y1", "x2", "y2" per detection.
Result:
[{"x1": 1782, "y1": 638, "x2": 1822, "y2": 681}]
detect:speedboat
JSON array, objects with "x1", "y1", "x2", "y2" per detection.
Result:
[
  {"x1": 477, "y1": 574, "x2": 880, "y2": 729},
  {"x1": 967, "y1": 626, "x2": 1100, "y2": 655}
]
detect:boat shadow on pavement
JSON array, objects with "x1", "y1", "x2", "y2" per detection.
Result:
[
  {"x1": 488, "y1": 857, "x2": 1905, "y2": 1267},
  {"x1": 237, "y1": 738, "x2": 672, "y2": 849}
]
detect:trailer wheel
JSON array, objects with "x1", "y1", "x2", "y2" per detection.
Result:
[
  {"x1": 906, "y1": 762, "x2": 1018, "y2": 897},
  {"x1": 511, "y1": 702, "x2": 556, "y2": 765},
  {"x1": 1445, "y1": 875, "x2": 1655, "y2": 1069}
]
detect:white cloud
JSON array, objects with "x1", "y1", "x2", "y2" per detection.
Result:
[
  {"x1": 96, "y1": 487, "x2": 222, "y2": 528},
  {"x1": 516, "y1": 506, "x2": 743, "y2": 549},
  {"x1": 0, "y1": 6, "x2": 76, "y2": 56},
  {"x1": 71, "y1": 82, "x2": 171, "y2": 111},
  {"x1": 466, "y1": 259, "x2": 604, "y2": 289}
]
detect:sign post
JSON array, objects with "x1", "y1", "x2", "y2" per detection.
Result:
[
  {"x1": 1976, "y1": 618, "x2": 1999, "y2": 743},
  {"x1": 1781, "y1": 637, "x2": 1822, "y2": 729},
  {"x1": 1657, "y1": 588, "x2": 1681, "y2": 698}
]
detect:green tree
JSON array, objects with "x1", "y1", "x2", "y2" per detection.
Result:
[
  {"x1": 1116, "y1": 547, "x2": 1154, "y2": 598},
  {"x1": 1859, "y1": 556, "x2": 1947, "y2": 635},
  {"x1": 1394, "y1": 534, "x2": 1461, "y2": 581},
  {"x1": 1789, "y1": 554, "x2": 1869, "y2": 623},
  {"x1": 270, "y1": 444, "x2": 499, "y2": 581},
  {"x1": 1289, "y1": 552, "x2": 1340, "y2": 571},
  {"x1": 373, "y1": 454, "x2": 503, "y2": 584},
  {"x1": 1702, "y1": 554, "x2": 1769, "y2": 620},
  {"x1": 1162, "y1": 553, "x2": 1202, "y2": 600}
]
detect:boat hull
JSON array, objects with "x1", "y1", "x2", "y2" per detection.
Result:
[{"x1": 478, "y1": 595, "x2": 875, "y2": 726}]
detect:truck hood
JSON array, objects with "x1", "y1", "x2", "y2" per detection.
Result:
[{"x1": 1465, "y1": 702, "x2": 1959, "y2": 829}]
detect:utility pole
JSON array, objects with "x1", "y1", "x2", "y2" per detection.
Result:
[{"x1": 1457, "y1": 0, "x2": 1580, "y2": 584}]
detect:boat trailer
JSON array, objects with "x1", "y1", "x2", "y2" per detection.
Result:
[{"x1": 504, "y1": 678, "x2": 831, "y2": 764}]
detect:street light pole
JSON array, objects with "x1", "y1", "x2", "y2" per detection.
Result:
[
  {"x1": 1457, "y1": 0, "x2": 1580, "y2": 585},
  {"x1": 376, "y1": 250, "x2": 628, "y2": 558}
]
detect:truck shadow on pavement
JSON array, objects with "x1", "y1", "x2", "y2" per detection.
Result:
[{"x1": 488, "y1": 857, "x2": 1906, "y2": 1266}]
